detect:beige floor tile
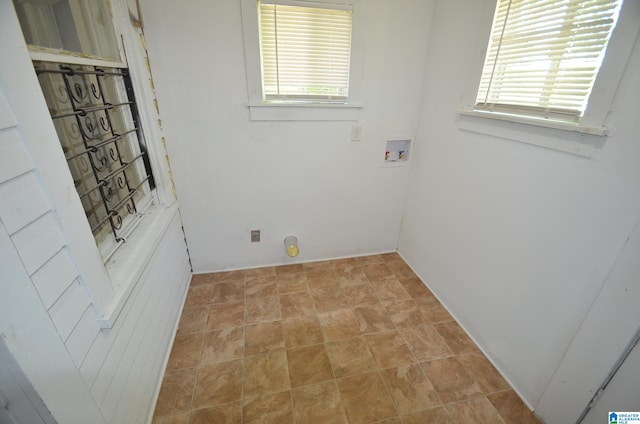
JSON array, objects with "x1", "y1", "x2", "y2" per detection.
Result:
[
  {"x1": 418, "y1": 298, "x2": 453, "y2": 324},
  {"x1": 335, "y1": 267, "x2": 369, "y2": 287},
  {"x1": 282, "y1": 316, "x2": 324, "y2": 349},
  {"x1": 330, "y1": 258, "x2": 360, "y2": 269},
  {"x1": 192, "y1": 360, "x2": 243, "y2": 409},
  {"x1": 201, "y1": 327, "x2": 244, "y2": 365},
  {"x1": 381, "y1": 252, "x2": 401, "y2": 262},
  {"x1": 488, "y1": 390, "x2": 541, "y2": 424},
  {"x1": 207, "y1": 302, "x2": 244, "y2": 331},
  {"x1": 446, "y1": 396, "x2": 507, "y2": 424},
  {"x1": 154, "y1": 368, "x2": 196, "y2": 416},
  {"x1": 287, "y1": 344, "x2": 334, "y2": 387},
  {"x1": 352, "y1": 304, "x2": 396, "y2": 334},
  {"x1": 364, "y1": 331, "x2": 415, "y2": 368},
  {"x1": 312, "y1": 291, "x2": 349, "y2": 313},
  {"x1": 318, "y1": 309, "x2": 360, "y2": 342},
  {"x1": 380, "y1": 364, "x2": 441, "y2": 415},
  {"x1": 245, "y1": 295, "x2": 281, "y2": 324},
  {"x1": 184, "y1": 284, "x2": 214, "y2": 308},
  {"x1": 401, "y1": 407, "x2": 451, "y2": 424},
  {"x1": 245, "y1": 266, "x2": 276, "y2": 278},
  {"x1": 190, "y1": 402, "x2": 241, "y2": 424},
  {"x1": 401, "y1": 324, "x2": 453, "y2": 361},
  {"x1": 421, "y1": 358, "x2": 484, "y2": 404},
  {"x1": 213, "y1": 270, "x2": 246, "y2": 282},
  {"x1": 276, "y1": 273, "x2": 308, "y2": 294},
  {"x1": 370, "y1": 279, "x2": 412, "y2": 303},
  {"x1": 275, "y1": 264, "x2": 304, "y2": 275},
  {"x1": 342, "y1": 283, "x2": 380, "y2": 307},
  {"x1": 190, "y1": 273, "x2": 215, "y2": 286},
  {"x1": 386, "y1": 261, "x2": 417, "y2": 279},
  {"x1": 307, "y1": 272, "x2": 342, "y2": 293},
  {"x1": 244, "y1": 321, "x2": 284, "y2": 356},
  {"x1": 434, "y1": 321, "x2": 479, "y2": 355},
  {"x1": 355, "y1": 255, "x2": 386, "y2": 265},
  {"x1": 325, "y1": 337, "x2": 377, "y2": 378},
  {"x1": 279, "y1": 292, "x2": 316, "y2": 319},
  {"x1": 305, "y1": 269, "x2": 338, "y2": 284},
  {"x1": 166, "y1": 333, "x2": 203, "y2": 371},
  {"x1": 242, "y1": 391, "x2": 294, "y2": 424},
  {"x1": 302, "y1": 260, "x2": 333, "y2": 271},
  {"x1": 336, "y1": 372, "x2": 397, "y2": 424},
  {"x1": 244, "y1": 350, "x2": 290, "y2": 398},
  {"x1": 245, "y1": 281, "x2": 277, "y2": 299},
  {"x1": 398, "y1": 277, "x2": 433, "y2": 299},
  {"x1": 210, "y1": 281, "x2": 244, "y2": 304},
  {"x1": 361, "y1": 263, "x2": 395, "y2": 280},
  {"x1": 176, "y1": 306, "x2": 209, "y2": 336},
  {"x1": 152, "y1": 413, "x2": 190, "y2": 424},
  {"x1": 291, "y1": 381, "x2": 347, "y2": 423},
  {"x1": 385, "y1": 299, "x2": 430, "y2": 328},
  {"x1": 458, "y1": 353, "x2": 510, "y2": 394},
  {"x1": 155, "y1": 255, "x2": 541, "y2": 424}
]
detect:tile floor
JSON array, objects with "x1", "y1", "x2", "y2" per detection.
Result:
[{"x1": 153, "y1": 253, "x2": 541, "y2": 424}]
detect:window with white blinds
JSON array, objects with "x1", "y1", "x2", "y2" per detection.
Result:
[
  {"x1": 476, "y1": 0, "x2": 623, "y2": 121},
  {"x1": 259, "y1": 1, "x2": 353, "y2": 103}
]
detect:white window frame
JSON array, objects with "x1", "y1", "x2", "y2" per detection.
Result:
[
  {"x1": 458, "y1": 0, "x2": 640, "y2": 144},
  {"x1": 14, "y1": 0, "x2": 179, "y2": 327},
  {"x1": 241, "y1": 0, "x2": 363, "y2": 121}
]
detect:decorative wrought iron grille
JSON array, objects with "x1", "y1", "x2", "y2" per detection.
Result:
[{"x1": 35, "y1": 62, "x2": 155, "y2": 257}]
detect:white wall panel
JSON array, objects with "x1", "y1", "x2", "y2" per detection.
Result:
[
  {"x1": 0, "y1": 129, "x2": 33, "y2": 185},
  {"x1": 65, "y1": 307, "x2": 101, "y2": 367},
  {"x1": 10, "y1": 212, "x2": 66, "y2": 275},
  {"x1": 0, "y1": 172, "x2": 50, "y2": 234},
  {"x1": 31, "y1": 248, "x2": 79, "y2": 310},
  {"x1": 398, "y1": 0, "x2": 640, "y2": 421},
  {"x1": 140, "y1": 0, "x2": 435, "y2": 272}
]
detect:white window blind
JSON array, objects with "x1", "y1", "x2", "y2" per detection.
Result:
[
  {"x1": 259, "y1": 1, "x2": 353, "y2": 102},
  {"x1": 476, "y1": 0, "x2": 622, "y2": 121}
]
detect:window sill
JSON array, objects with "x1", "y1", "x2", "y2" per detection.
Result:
[
  {"x1": 96, "y1": 202, "x2": 180, "y2": 328},
  {"x1": 456, "y1": 109, "x2": 608, "y2": 158},
  {"x1": 458, "y1": 109, "x2": 608, "y2": 136},
  {"x1": 248, "y1": 102, "x2": 362, "y2": 121}
]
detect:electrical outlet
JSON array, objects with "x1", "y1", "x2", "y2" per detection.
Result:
[
  {"x1": 351, "y1": 124, "x2": 362, "y2": 141},
  {"x1": 251, "y1": 230, "x2": 261, "y2": 242}
]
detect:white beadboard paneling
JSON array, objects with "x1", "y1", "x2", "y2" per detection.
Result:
[
  {"x1": 65, "y1": 307, "x2": 101, "y2": 368},
  {"x1": 79, "y1": 326, "x2": 114, "y2": 389},
  {"x1": 31, "y1": 248, "x2": 79, "y2": 310},
  {"x1": 0, "y1": 171, "x2": 51, "y2": 234},
  {"x1": 78, "y1": 214, "x2": 190, "y2": 422},
  {"x1": 0, "y1": 90, "x2": 16, "y2": 130},
  {"x1": 0, "y1": 128, "x2": 34, "y2": 184},
  {"x1": 48, "y1": 280, "x2": 91, "y2": 341},
  {"x1": 92, "y1": 222, "x2": 182, "y2": 408},
  {"x1": 100, "y1": 252, "x2": 167, "y2": 416},
  {"x1": 103, "y1": 229, "x2": 189, "y2": 422},
  {"x1": 124, "y1": 259, "x2": 190, "y2": 424},
  {"x1": 90, "y1": 274, "x2": 153, "y2": 405},
  {"x1": 135, "y1": 256, "x2": 191, "y2": 424},
  {"x1": 10, "y1": 212, "x2": 66, "y2": 275}
]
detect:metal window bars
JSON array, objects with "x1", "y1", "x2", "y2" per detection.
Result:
[{"x1": 35, "y1": 62, "x2": 155, "y2": 250}]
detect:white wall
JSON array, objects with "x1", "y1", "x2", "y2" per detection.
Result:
[
  {"x1": 140, "y1": 0, "x2": 435, "y2": 272},
  {"x1": 0, "y1": 3, "x2": 192, "y2": 423},
  {"x1": 398, "y1": 0, "x2": 640, "y2": 422}
]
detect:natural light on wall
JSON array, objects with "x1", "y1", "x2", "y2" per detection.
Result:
[
  {"x1": 259, "y1": 0, "x2": 353, "y2": 103},
  {"x1": 476, "y1": 0, "x2": 623, "y2": 122}
]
